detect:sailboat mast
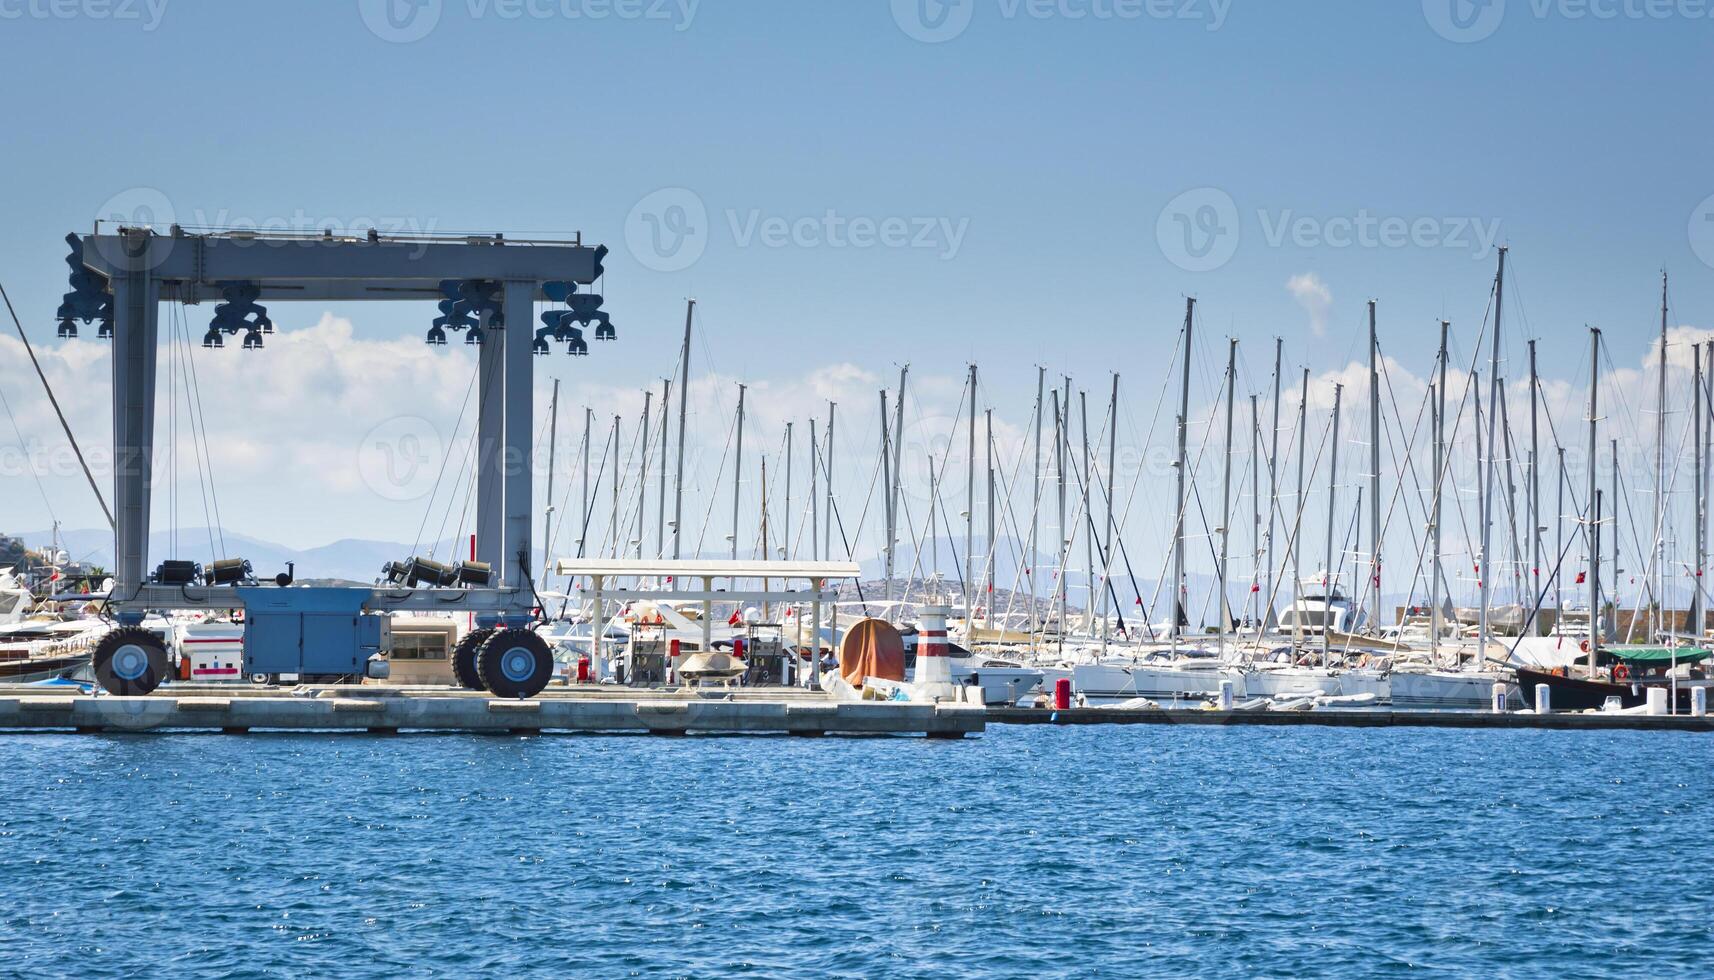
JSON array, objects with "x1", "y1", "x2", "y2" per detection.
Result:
[
  {"x1": 1613, "y1": 438, "x2": 1621, "y2": 641},
  {"x1": 672, "y1": 299, "x2": 694, "y2": 563},
  {"x1": 1268, "y1": 338, "x2": 1282, "y2": 628},
  {"x1": 609, "y1": 415, "x2": 621, "y2": 558},
  {"x1": 1529, "y1": 339, "x2": 1541, "y2": 634},
  {"x1": 658, "y1": 379, "x2": 670, "y2": 558},
  {"x1": 966, "y1": 364, "x2": 977, "y2": 627},
  {"x1": 1655, "y1": 272, "x2": 1669, "y2": 639},
  {"x1": 784, "y1": 421, "x2": 793, "y2": 562},
  {"x1": 809, "y1": 418, "x2": 819, "y2": 561},
  {"x1": 1293, "y1": 367, "x2": 1308, "y2": 645},
  {"x1": 880, "y1": 392, "x2": 892, "y2": 601},
  {"x1": 732, "y1": 384, "x2": 746, "y2": 560},
  {"x1": 1475, "y1": 375, "x2": 1485, "y2": 652},
  {"x1": 1500, "y1": 378, "x2": 1520, "y2": 608},
  {"x1": 1249, "y1": 393, "x2": 1261, "y2": 628},
  {"x1": 578, "y1": 407, "x2": 592, "y2": 558},
  {"x1": 1480, "y1": 248, "x2": 1507, "y2": 663},
  {"x1": 1054, "y1": 388, "x2": 1067, "y2": 644},
  {"x1": 1587, "y1": 327, "x2": 1601, "y2": 670},
  {"x1": 637, "y1": 390, "x2": 651, "y2": 559},
  {"x1": 986, "y1": 407, "x2": 995, "y2": 630},
  {"x1": 1432, "y1": 320, "x2": 1449, "y2": 658},
  {"x1": 1368, "y1": 300, "x2": 1381, "y2": 632},
  {"x1": 1080, "y1": 389, "x2": 1094, "y2": 635},
  {"x1": 543, "y1": 378, "x2": 559, "y2": 582},
  {"x1": 1218, "y1": 337, "x2": 1237, "y2": 649},
  {"x1": 1104, "y1": 374, "x2": 1118, "y2": 650},
  {"x1": 892, "y1": 367, "x2": 908, "y2": 593},
  {"x1": 1705, "y1": 344, "x2": 1713, "y2": 631},
  {"x1": 1172, "y1": 298, "x2": 1195, "y2": 650},
  {"x1": 826, "y1": 402, "x2": 836, "y2": 561},
  {"x1": 1030, "y1": 367, "x2": 1044, "y2": 642},
  {"x1": 1555, "y1": 447, "x2": 1566, "y2": 626},
  {"x1": 1695, "y1": 343, "x2": 1704, "y2": 636},
  {"x1": 1324, "y1": 383, "x2": 1343, "y2": 666},
  {"x1": 1061, "y1": 375, "x2": 1072, "y2": 636}
]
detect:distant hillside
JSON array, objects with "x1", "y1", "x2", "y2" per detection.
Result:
[
  {"x1": 22, "y1": 527, "x2": 1473, "y2": 628},
  {"x1": 18, "y1": 527, "x2": 485, "y2": 585}
]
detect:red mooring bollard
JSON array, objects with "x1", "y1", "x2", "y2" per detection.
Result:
[{"x1": 1054, "y1": 677, "x2": 1072, "y2": 710}]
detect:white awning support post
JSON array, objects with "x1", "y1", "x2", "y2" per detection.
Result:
[
  {"x1": 809, "y1": 577, "x2": 823, "y2": 691},
  {"x1": 590, "y1": 574, "x2": 605, "y2": 682}
]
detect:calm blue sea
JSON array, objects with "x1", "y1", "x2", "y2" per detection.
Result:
[{"x1": 0, "y1": 727, "x2": 1707, "y2": 978}]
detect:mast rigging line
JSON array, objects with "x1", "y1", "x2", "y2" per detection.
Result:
[{"x1": 0, "y1": 278, "x2": 113, "y2": 529}]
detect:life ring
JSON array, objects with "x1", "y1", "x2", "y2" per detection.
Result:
[
  {"x1": 1613, "y1": 663, "x2": 1630, "y2": 682},
  {"x1": 1579, "y1": 639, "x2": 1591, "y2": 654}
]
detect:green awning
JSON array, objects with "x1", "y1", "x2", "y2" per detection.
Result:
[{"x1": 1603, "y1": 646, "x2": 1711, "y2": 666}]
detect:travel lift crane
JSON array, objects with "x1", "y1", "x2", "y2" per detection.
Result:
[{"x1": 57, "y1": 224, "x2": 617, "y2": 698}]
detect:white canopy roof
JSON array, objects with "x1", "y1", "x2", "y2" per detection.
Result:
[{"x1": 552, "y1": 558, "x2": 862, "y2": 581}]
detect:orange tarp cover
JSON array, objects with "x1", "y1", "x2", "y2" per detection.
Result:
[{"x1": 839, "y1": 618, "x2": 905, "y2": 685}]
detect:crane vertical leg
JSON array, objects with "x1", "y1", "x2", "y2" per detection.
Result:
[
  {"x1": 475, "y1": 307, "x2": 504, "y2": 578},
  {"x1": 110, "y1": 264, "x2": 159, "y2": 619},
  {"x1": 502, "y1": 280, "x2": 535, "y2": 603}
]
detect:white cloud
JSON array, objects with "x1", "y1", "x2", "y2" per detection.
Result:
[{"x1": 1286, "y1": 273, "x2": 1333, "y2": 337}]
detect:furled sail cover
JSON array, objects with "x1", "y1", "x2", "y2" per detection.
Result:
[{"x1": 840, "y1": 618, "x2": 906, "y2": 686}]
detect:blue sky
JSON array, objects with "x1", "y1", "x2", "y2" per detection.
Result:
[{"x1": 3, "y1": 0, "x2": 1714, "y2": 610}]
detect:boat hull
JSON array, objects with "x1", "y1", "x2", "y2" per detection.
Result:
[
  {"x1": 1241, "y1": 666, "x2": 1341, "y2": 699},
  {"x1": 1516, "y1": 667, "x2": 1706, "y2": 712},
  {"x1": 1072, "y1": 662, "x2": 1239, "y2": 704},
  {"x1": 1388, "y1": 670, "x2": 1516, "y2": 710}
]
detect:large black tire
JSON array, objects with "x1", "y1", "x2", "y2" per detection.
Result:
[
  {"x1": 477, "y1": 628, "x2": 553, "y2": 699},
  {"x1": 92, "y1": 626, "x2": 169, "y2": 696},
  {"x1": 451, "y1": 628, "x2": 494, "y2": 690}
]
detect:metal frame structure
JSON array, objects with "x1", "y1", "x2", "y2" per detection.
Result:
[
  {"x1": 64, "y1": 224, "x2": 612, "y2": 622},
  {"x1": 550, "y1": 559, "x2": 863, "y2": 690}
]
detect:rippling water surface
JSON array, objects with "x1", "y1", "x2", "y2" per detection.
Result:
[{"x1": 1, "y1": 727, "x2": 1707, "y2": 977}]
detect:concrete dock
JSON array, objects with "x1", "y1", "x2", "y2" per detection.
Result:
[
  {"x1": 0, "y1": 685, "x2": 984, "y2": 737},
  {"x1": 987, "y1": 706, "x2": 1714, "y2": 731},
  {"x1": 6, "y1": 686, "x2": 1709, "y2": 735}
]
